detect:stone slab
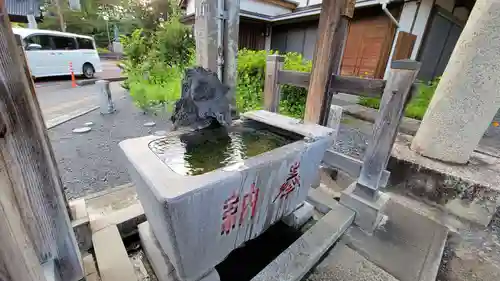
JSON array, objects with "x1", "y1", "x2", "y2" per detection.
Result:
[
  {"x1": 70, "y1": 198, "x2": 88, "y2": 220},
  {"x1": 72, "y1": 218, "x2": 92, "y2": 252},
  {"x1": 342, "y1": 199, "x2": 449, "y2": 281},
  {"x1": 251, "y1": 201, "x2": 355, "y2": 281},
  {"x1": 307, "y1": 187, "x2": 339, "y2": 214},
  {"x1": 69, "y1": 198, "x2": 92, "y2": 252},
  {"x1": 305, "y1": 243, "x2": 398, "y2": 281},
  {"x1": 389, "y1": 134, "x2": 500, "y2": 226},
  {"x1": 92, "y1": 225, "x2": 137, "y2": 281},
  {"x1": 86, "y1": 183, "x2": 146, "y2": 236},
  {"x1": 322, "y1": 149, "x2": 390, "y2": 188},
  {"x1": 282, "y1": 202, "x2": 314, "y2": 229},
  {"x1": 340, "y1": 183, "x2": 390, "y2": 233},
  {"x1": 90, "y1": 202, "x2": 145, "y2": 235},
  {"x1": 138, "y1": 222, "x2": 179, "y2": 281},
  {"x1": 82, "y1": 254, "x2": 100, "y2": 281}
]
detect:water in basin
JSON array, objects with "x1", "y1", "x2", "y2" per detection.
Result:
[{"x1": 148, "y1": 124, "x2": 293, "y2": 176}]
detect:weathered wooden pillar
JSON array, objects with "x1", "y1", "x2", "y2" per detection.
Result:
[
  {"x1": 357, "y1": 60, "x2": 420, "y2": 192},
  {"x1": 0, "y1": 2, "x2": 83, "y2": 280},
  {"x1": 263, "y1": 55, "x2": 284, "y2": 112},
  {"x1": 341, "y1": 60, "x2": 420, "y2": 233},
  {"x1": 304, "y1": 0, "x2": 354, "y2": 124}
]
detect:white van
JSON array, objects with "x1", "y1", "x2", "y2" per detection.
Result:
[{"x1": 12, "y1": 28, "x2": 103, "y2": 79}]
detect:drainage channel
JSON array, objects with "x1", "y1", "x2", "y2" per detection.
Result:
[{"x1": 125, "y1": 219, "x2": 320, "y2": 281}]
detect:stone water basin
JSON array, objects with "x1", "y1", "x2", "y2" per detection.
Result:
[{"x1": 120, "y1": 110, "x2": 337, "y2": 281}]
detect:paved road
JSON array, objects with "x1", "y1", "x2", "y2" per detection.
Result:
[{"x1": 34, "y1": 60, "x2": 125, "y2": 125}]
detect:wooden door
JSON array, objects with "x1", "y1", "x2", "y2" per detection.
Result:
[{"x1": 341, "y1": 15, "x2": 396, "y2": 78}]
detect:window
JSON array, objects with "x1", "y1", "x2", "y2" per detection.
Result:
[
  {"x1": 77, "y1": 37, "x2": 95, "y2": 50},
  {"x1": 52, "y1": 36, "x2": 77, "y2": 50},
  {"x1": 24, "y1": 35, "x2": 53, "y2": 50}
]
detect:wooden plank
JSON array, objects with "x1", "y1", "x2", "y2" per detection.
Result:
[
  {"x1": 277, "y1": 70, "x2": 310, "y2": 88},
  {"x1": 392, "y1": 31, "x2": 417, "y2": 61},
  {"x1": 357, "y1": 60, "x2": 420, "y2": 192},
  {"x1": 0, "y1": 151, "x2": 47, "y2": 281},
  {"x1": 0, "y1": 2, "x2": 83, "y2": 281},
  {"x1": 263, "y1": 55, "x2": 284, "y2": 112},
  {"x1": 304, "y1": 0, "x2": 346, "y2": 124},
  {"x1": 329, "y1": 75, "x2": 386, "y2": 98}
]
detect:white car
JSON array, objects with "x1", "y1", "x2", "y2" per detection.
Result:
[{"x1": 12, "y1": 28, "x2": 103, "y2": 79}]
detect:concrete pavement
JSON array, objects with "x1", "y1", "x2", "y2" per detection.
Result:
[
  {"x1": 38, "y1": 82, "x2": 127, "y2": 127},
  {"x1": 34, "y1": 59, "x2": 125, "y2": 126}
]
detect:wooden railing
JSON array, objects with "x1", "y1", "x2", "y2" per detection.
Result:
[{"x1": 263, "y1": 54, "x2": 420, "y2": 193}]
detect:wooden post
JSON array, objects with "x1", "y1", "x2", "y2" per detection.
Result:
[
  {"x1": 223, "y1": 0, "x2": 240, "y2": 116},
  {"x1": 263, "y1": 55, "x2": 284, "y2": 112},
  {"x1": 304, "y1": 0, "x2": 354, "y2": 124},
  {"x1": 357, "y1": 60, "x2": 420, "y2": 193},
  {"x1": 0, "y1": 2, "x2": 83, "y2": 281},
  {"x1": 195, "y1": 0, "x2": 218, "y2": 73}
]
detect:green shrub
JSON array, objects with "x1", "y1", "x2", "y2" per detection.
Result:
[
  {"x1": 236, "y1": 49, "x2": 312, "y2": 119},
  {"x1": 120, "y1": 17, "x2": 195, "y2": 110},
  {"x1": 97, "y1": 47, "x2": 111, "y2": 54},
  {"x1": 122, "y1": 27, "x2": 312, "y2": 118},
  {"x1": 358, "y1": 77, "x2": 440, "y2": 120}
]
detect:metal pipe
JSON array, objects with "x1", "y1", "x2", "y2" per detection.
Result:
[
  {"x1": 217, "y1": 0, "x2": 225, "y2": 81},
  {"x1": 382, "y1": 3, "x2": 400, "y2": 28}
]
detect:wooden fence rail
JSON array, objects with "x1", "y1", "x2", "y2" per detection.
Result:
[
  {"x1": 263, "y1": 54, "x2": 420, "y2": 194},
  {"x1": 264, "y1": 62, "x2": 387, "y2": 114}
]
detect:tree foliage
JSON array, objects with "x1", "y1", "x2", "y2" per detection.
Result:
[{"x1": 38, "y1": 0, "x2": 179, "y2": 47}]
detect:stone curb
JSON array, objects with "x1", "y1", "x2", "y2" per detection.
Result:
[
  {"x1": 251, "y1": 202, "x2": 355, "y2": 281},
  {"x1": 340, "y1": 104, "x2": 421, "y2": 135},
  {"x1": 46, "y1": 106, "x2": 99, "y2": 129},
  {"x1": 76, "y1": 76, "x2": 127, "y2": 86},
  {"x1": 389, "y1": 135, "x2": 500, "y2": 227},
  {"x1": 92, "y1": 225, "x2": 137, "y2": 281}
]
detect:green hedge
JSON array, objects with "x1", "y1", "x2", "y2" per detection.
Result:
[
  {"x1": 358, "y1": 77, "x2": 440, "y2": 120},
  {"x1": 236, "y1": 50, "x2": 312, "y2": 118},
  {"x1": 122, "y1": 23, "x2": 313, "y2": 119}
]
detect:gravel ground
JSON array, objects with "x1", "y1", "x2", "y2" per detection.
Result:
[
  {"x1": 49, "y1": 95, "x2": 173, "y2": 200},
  {"x1": 333, "y1": 116, "x2": 372, "y2": 159}
]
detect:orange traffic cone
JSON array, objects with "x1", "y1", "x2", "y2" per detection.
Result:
[{"x1": 69, "y1": 62, "x2": 76, "y2": 88}]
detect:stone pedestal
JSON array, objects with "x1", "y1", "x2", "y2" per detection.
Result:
[
  {"x1": 282, "y1": 202, "x2": 314, "y2": 229},
  {"x1": 139, "y1": 222, "x2": 220, "y2": 281},
  {"x1": 340, "y1": 183, "x2": 389, "y2": 233},
  {"x1": 411, "y1": 0, "x2": 500, "y2": 164}
]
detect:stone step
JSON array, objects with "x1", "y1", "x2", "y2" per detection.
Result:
[
  {"x1": 304, "y1": 242, "x2": 398, "y2": 281},
  {"x1": 92, "y1": 225, "x2": 138, "y2": 281},
  {"x1": 341, "y1": 199, "x2": 449, "y2": 281}
]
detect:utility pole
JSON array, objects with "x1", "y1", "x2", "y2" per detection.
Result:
[{"x1": 55, "y1": 0, "x2": 65, "y2": 31}]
